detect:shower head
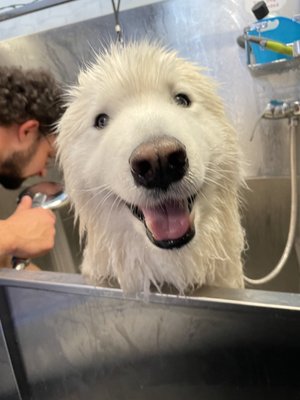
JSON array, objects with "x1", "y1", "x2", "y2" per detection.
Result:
[{"x1": 17, "y1": 181, "x2": 69, "y2": 210}]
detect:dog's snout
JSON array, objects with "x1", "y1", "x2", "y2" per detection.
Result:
[{"x1": 129, "y1": 136, "x2": 188, "y2": 190}]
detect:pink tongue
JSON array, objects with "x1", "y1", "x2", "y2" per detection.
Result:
[{"x1": 142, "y1": 201, "x2": 190, "y2": 241}]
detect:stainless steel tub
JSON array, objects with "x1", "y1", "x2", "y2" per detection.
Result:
[
  {"x1": 1, "y1": 177, "x2": 300, "y2": 399},
  {"x1": 1, "y1": 270, "x2": 300, "y2": 400},
  {"x1": 20, "y1": 176, "x2": 300, "y2": 294}
]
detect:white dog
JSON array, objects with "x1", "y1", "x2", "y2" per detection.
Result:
[{"x1": 57, "y1": 41, "x2": 245, "y2": 294}]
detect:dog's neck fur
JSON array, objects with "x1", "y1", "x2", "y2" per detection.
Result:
[{"x1": 79, "y1": 180, "x2": 244, "y2": 295}]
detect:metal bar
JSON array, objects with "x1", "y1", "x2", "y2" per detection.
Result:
[
  {"x1": 1, "y1": 269, "x2": 300, "y2": 311},
  {"x1": 0, "y1": 0, "x2": 76, "y2": 22}
]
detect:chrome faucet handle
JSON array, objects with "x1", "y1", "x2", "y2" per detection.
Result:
[
  {"x1": 292, "y1": 101, "x2": 300, "y2": 116},
  {"x1": 263, "y1": 100, "x2": 300, "y2": 119}
]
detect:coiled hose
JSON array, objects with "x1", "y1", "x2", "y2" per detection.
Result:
[{"x1": 244, "y1": 117, "x2": 298, "y2": 285}]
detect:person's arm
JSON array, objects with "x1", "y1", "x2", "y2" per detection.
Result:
[{"x1": 0, "y1": 195, "x2": 56, "y2": 259}]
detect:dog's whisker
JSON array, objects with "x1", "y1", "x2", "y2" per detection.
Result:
[
  {"x1": 77, "y1": 186, "x2": 117, "y2": 228},
  {"x1": 205, "y1": 165, "x2": 237, "y2": 182},
  {"x1": 203, "y1": 176, "x2": 228, "y2": 192},
  {"x1": 95, "y1": 190, "x2": 116, "y2": 214},
  {"x1": 102, "y1": 194, "x2": 124, "y2": 233},
  {"x1": 204, "y1": 165, "x2": 237, "y2": 187},
  {"x1": 184, "y1": 175, "x2": 199, "y2": 193},
  {"x1": 77, "y1": 186, "x2": 111, "y2": 215},
  {"x1": 205, "y1": 171, "x2": 237, "y2": 191},
  {"x1": 78, "y1": 184, "x2": 111, "y2": 194}
]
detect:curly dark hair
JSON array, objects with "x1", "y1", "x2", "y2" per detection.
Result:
[{"x1": 0, "y1": 66, "x2": 64, "y2": 135}]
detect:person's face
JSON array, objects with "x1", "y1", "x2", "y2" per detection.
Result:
[{"x1": 0, "y1": 134, "x2": 56, "y2": 190}]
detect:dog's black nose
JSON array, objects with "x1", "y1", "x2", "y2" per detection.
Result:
[{"x1": 129, "y1": 136, "x2": 188, "y2": 190}]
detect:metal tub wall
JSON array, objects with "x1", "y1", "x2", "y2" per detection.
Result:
[
  {"x1": 41, "y1": 176, "x2": 300, "y2": 293},
  {"x1": 1, "y1": 176, "x2": 298, "y2": 292},
  {"x1": 1, "y1": 271, "x2": 300, "y2": 400}
]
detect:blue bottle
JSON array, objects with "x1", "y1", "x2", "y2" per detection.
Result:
[{"x1": 247, "y1": 2, "x2": 300, "y2": 65}]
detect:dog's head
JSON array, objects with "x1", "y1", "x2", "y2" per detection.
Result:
[{"x1": 57, "y1": 41, "x2": 242, "y2": 259}]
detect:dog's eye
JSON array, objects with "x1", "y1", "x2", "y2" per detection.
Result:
[
  {"x1": 174, "y1": 93, "x2": 191, "y2": 107},
  {"x1": 94, "y1": 113, "x2": 109, "y2": 129}
]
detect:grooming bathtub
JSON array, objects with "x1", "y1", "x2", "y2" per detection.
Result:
[
  {"x1": 28, "y1": 176, "x2": 300, "y2": 293},
  {"x1": 1, "y1": 176, "x2": 300, "y2": 399}
]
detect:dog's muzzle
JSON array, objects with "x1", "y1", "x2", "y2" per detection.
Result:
[
  {"x1": 128, "y1": 136, "x2": 196, "y2": 249},
  {"x1": 128, "y1": 195, "x2": 196, "y2": 249}
]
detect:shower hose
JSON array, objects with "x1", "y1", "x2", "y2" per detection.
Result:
[{"x1": 244, "y1": 116, "x2": 298, "y2": 285}]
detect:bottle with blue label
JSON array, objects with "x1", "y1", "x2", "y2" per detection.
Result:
[{"x1": 246, "y1": 1, "x2": 300, "y2": 65}]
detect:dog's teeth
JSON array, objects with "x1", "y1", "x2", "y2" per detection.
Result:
[{"x1": 131, "y1": 205, "x2": 144, "y2": 221}]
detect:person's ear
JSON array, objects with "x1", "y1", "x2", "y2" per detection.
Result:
[{"x1": 18, "y1": 120, "x2": 40, "y2": 144}]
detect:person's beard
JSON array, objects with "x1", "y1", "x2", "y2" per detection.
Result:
[{"x1": 0, "y1": 140, "x2": 39, "y2": 190}]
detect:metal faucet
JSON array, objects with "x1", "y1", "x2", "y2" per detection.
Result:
[{"x1": 263, "y1": 100, "x2": 300, "y2": 119}]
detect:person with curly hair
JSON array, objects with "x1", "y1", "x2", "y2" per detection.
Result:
[{"x1": 0, "y1": 66, "x2": 64, "y2": 266}]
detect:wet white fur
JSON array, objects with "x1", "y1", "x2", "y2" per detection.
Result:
[{"x1": 57, "y1": 41, "x2": 245, "y2": 294}]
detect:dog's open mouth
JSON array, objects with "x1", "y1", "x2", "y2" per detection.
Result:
[{"x1": 127, "y1": 195, "x2": 196, "y2": 249}]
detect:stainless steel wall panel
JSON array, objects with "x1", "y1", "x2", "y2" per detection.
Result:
[{"x1": 0, "y1": 271, "x2": 300, "y2": 399}]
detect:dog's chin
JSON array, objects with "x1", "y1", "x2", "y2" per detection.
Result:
[{"x1": 127, "y1": 194, "x2": 197, "y2": 250}]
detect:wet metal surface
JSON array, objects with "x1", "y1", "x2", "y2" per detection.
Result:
[{"x1": 0, "y1": 270, "x2": 300, "y2": 399}]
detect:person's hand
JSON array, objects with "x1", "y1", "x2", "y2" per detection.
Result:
[
  {"x1": 2, "y1": 195, "x2": 56, "y2": 259},
  {"x1": 0, "y1": 254, "x2": 41, "y2": 271}
]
